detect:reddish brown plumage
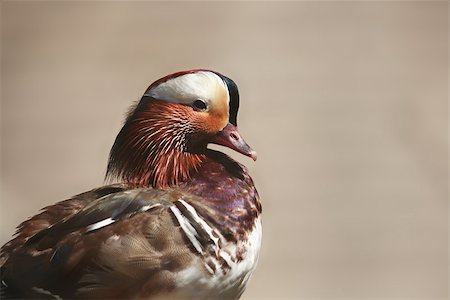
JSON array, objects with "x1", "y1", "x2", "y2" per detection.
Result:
[
  {"x1": 107, "y1": 100, "x2": 209, "y2": 188},
  {"x1": 1, "y1": 70, "x2": 261, "y2": 299}
]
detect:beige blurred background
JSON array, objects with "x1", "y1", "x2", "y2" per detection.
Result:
[{"x1": 0, "y1": 1, "x2": 448, "y2": 299}]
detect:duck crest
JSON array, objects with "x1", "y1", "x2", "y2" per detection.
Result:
[{"x1": 1, "y1": 70, "x2": 262, "y2": 299}]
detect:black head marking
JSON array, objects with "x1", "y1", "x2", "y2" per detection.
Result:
[
  {"x1": 144, "y1": 70, "x2": 240, "y2": 126},
  {"x1": 214, "y1": 73, "x2": 240, "y2": 126}
]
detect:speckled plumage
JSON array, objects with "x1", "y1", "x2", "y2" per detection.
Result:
[{"x1": 1, "y1": 70, "x2": 261, "y2": 299}]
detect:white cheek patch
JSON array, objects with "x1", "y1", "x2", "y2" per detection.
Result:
[{"x1": 145, "y1": 71, "x2": 229, "y2": 107}]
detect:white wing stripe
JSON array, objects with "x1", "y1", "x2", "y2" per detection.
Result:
[
  {"x1": 169, "y1": 205, "x2": 203, "y2": 254},
  {"x1": 31, "y1": 287, "x2": 62, "y2": 300},
  {"x1": 178, "y1": 199, "x2": 220, "y2": 255},
  {"x1": 139, "y1": 203, "x2": 161, "y2": 212},
  {"x1": 86, "y1": 217, "x2": 115, "y2": 232}
]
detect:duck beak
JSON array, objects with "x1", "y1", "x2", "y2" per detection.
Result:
[{"x1": 209, "y1": 123, "x2": 257, "y2": 161}]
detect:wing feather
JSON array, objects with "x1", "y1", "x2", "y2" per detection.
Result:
[{"x1": 0, "y1": 186, "x2": 201, "y2": 298}]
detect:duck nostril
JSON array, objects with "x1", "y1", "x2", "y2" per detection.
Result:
[{"x1": 230, "y1": 133, "x2": 239, "y2": 141}]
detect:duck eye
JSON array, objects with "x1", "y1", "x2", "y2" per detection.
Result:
[{"x1": 192, "y1": 99, "x2": 207, "y2": 111}]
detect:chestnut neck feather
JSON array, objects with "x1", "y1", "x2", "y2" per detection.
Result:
[{"x1": 106, "y1": 100, "x2": 206, "y2": 188}]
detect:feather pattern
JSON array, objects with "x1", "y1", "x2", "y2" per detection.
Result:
[
  {"x1": 107, "y1": 100, "x2": 206, "y2": 188},
  {"x1": 1, "y1": 70, "x2": 261, "y2": 299},
  {"x1": 1, "y1": 155, "x2": 261, "y2": 299}
]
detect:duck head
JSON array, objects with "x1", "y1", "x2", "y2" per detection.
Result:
[{"x1": 106, "y1": 70, "x2": 256, "y2": 188}]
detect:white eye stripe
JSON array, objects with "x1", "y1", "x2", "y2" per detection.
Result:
[{"x1": 145, "y1": 71, "x2": 229, "y2": 106}]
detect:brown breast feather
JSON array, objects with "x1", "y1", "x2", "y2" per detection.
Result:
[{"x1": 0, "y1": 154, "x2": 260, "y2": 299}]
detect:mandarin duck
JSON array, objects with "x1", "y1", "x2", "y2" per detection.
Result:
[{"x1": 0, "y1": 70, "x2": 262, "y2": 299}]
